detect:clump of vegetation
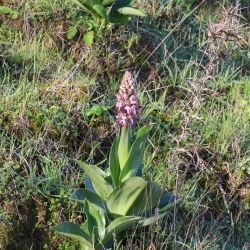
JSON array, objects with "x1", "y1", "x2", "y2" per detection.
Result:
[
  {"x1": 52, "y1": 71, "x2": 174, "y2": 248},
  {"x1": 67, "y1": 0, "x2": 146, "y2": 45},
  {"x1": 0, "y1": 0, "x2": 249, "y2": 249}
]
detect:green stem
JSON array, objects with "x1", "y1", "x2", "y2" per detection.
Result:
[{"x1": 118, "y1": 126, "x2": 131, "y2": 170}]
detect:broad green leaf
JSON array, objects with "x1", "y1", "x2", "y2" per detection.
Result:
[
  {"x1": 108, "y1": 12, "x2": 130, "y2": 24},
  {"x1": 108, "y1": 0, "x2": 131, "y2": 24},
  {"x1": 139, "y1": 212, "x2": 167, "y2": 227},
  {"x1": 51, "y1": 222, "x2": 92, "y2": 247},
  {"x1": 102, "y1": 216, "x2": 140, "y2": 245},
  {"x1": 109, "y1": 135, "x2": 120, "y2": 187},
  {"x1": 77, "y1": 161, "x2": 113, "y2": 200},
  {"x1": 81, "y1": 245, "x2": 93, "y2": 250},
  {"x1": 117, "y1": 7, "x2": 146, "y2": 17},
  {"x1": 85, "y1": 175, "x2": 95, "y2": 191},
  {"x1": 118, "y1": 126, "x2": 131, "y2": 170},
  {"x1": 104, "y1": 174, "x2": 113, "y2": 186},
  {"x1": 158, "y1": 190, "x2": 175, "y2": 209},
  {"x1": 107, "y1": 177, "x2": 161, "y2": 216},
  {"x1": 67, "y1": 25, "x2": 78, "y2": 40},
  {"x1": 136, "y1": 163, "x2": 143, "y2": 177},
  {"x1": 82, "y1": 219, "x2": 91, "y2": 238},
  {"x1": 102, "y1": 0, "x2": 115, "y2": 6},
  {"x1": 110, "y1": 0, "x2": 131, "y2": 9},
  {"x1": 92, "y1": 4, "x2": 107, "y2": 17},
  {"x1": 159, "y1": 203, "x2": 175, "y2": 213},
  {"x1": 0, "y1": 6, "x2": 18, "y2": 19},
  {"x1": 107, "y1": 177, "x2": 147, "y2": 216},
  {"x1": 128, "y1": 181, "x2": 162, "y2": 216},
  {"x1": 86, "y1": 0, "x2": 102, "y2": 6},
  {"x1": 85, "y1": 200, "x2": 106, "y2": 241},
  {"x1": 120, "y1": 126, "x2": 151, "y2": 182},
  {"x1": 84, "y1": 31, "x2": 94, "y2": 45},
  {"x1": 71, "y1": 188, "x2": 106, "y2": 210}
]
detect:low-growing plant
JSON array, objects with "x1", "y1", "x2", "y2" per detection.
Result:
[
  {"x1": 67, "y1": 0, "x2": 146, "y2": 44},
  {"x1": 0, "y1": 5, "x2": 18, "y2": 19},
  {"x1": 52, "y1": 72, "x2": 174, "y2": 249}
]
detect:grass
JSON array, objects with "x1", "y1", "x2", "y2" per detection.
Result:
[{"x1": 0, "y1": 0, "x2": 249, "y2": 249}]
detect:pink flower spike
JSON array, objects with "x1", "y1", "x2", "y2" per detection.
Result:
[{"x1": 115, "y1": 71, "x2": 139, "y2": 127}]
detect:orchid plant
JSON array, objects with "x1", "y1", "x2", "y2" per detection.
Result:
[{"x1": 52, "y1": 72, "x2": 174, "y2": 249}]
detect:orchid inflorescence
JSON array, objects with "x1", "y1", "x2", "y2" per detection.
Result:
[{"x1": 116, "y1": 71, "x2": 139, "y2": 127}]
